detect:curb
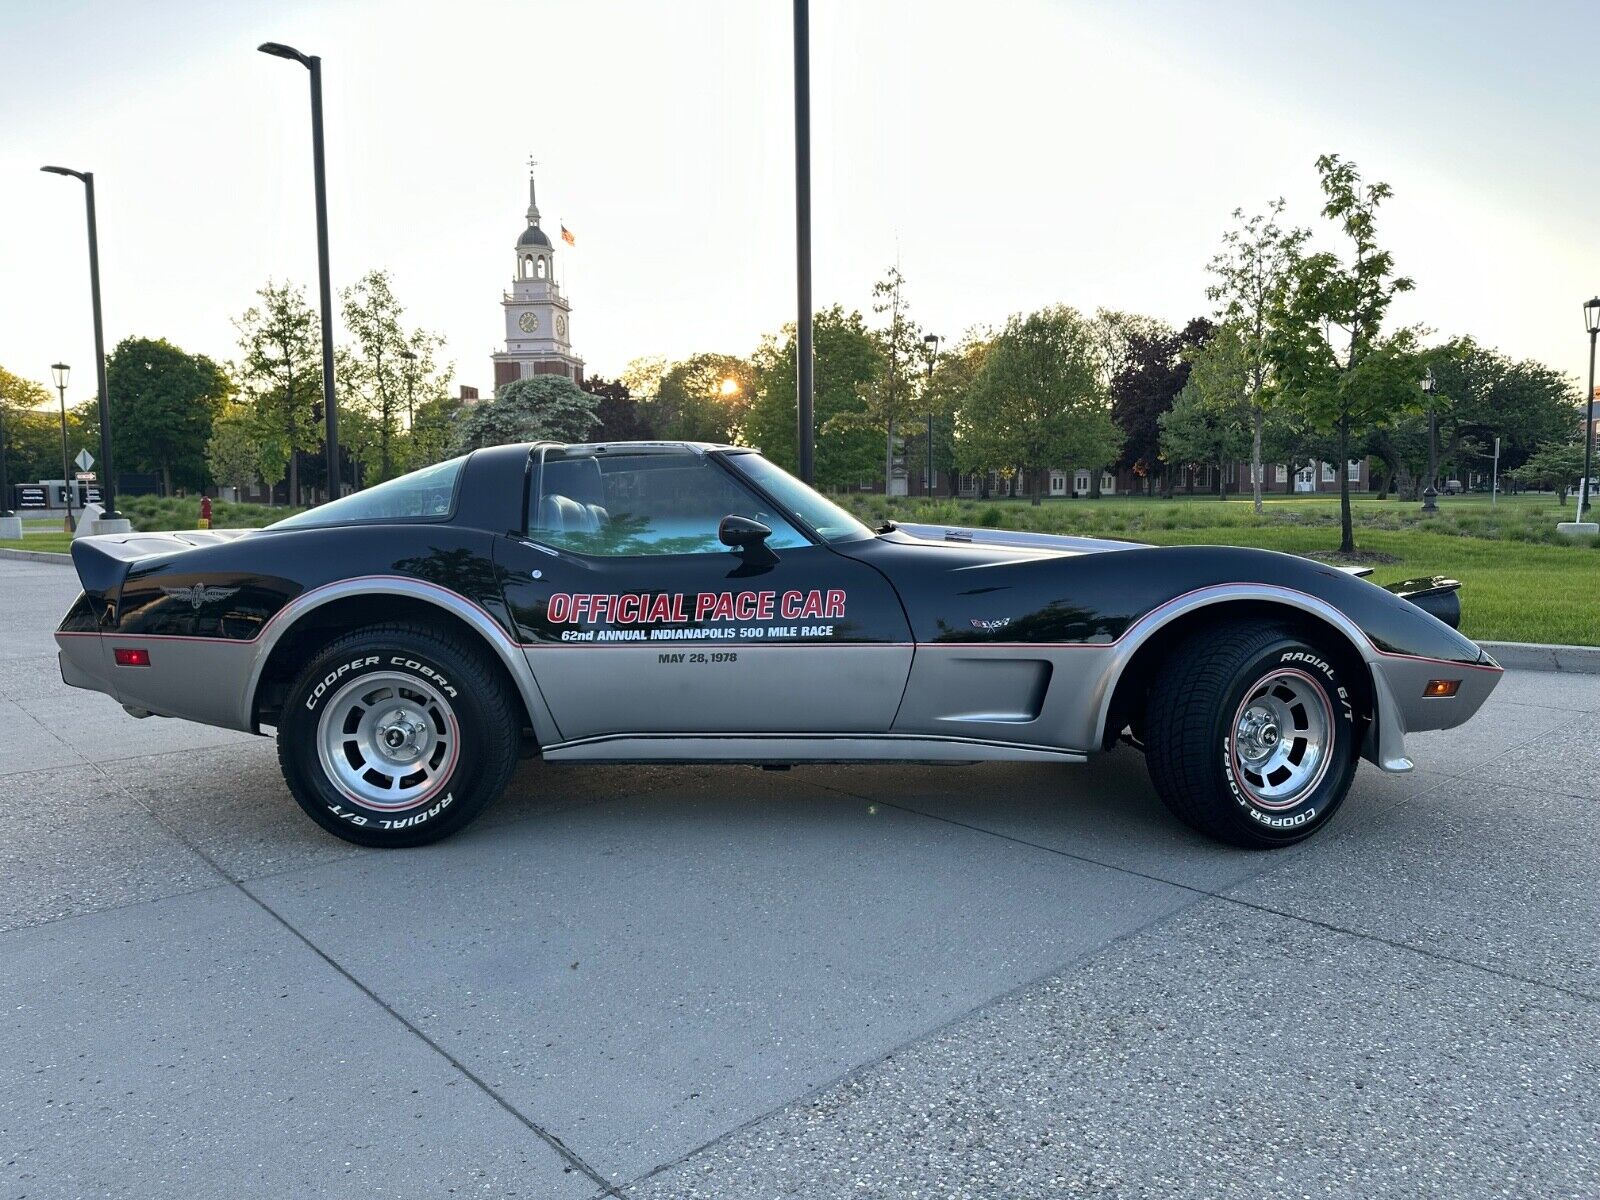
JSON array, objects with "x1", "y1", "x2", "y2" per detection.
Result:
[
  {"x1": 2, "y1": 545, "x2": 1595, "y2": 674},
  {"x1": 0, "y1": 547, "x2": 72, "y2": 564},
  {"x1": 1479, "y1": 641, "x2": 1600, "y2": 675}
]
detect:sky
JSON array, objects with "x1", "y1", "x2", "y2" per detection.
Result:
[{"x1": 3, "y1": 0, "x2": 1598, "y2": 405}]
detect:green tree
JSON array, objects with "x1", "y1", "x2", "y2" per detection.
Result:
[
  {"x1": 746, "y1": 306, "x2": 881, "y2": 490},
  {"x1": 1161, "y1": 331, "x2": 1253, "y2": 496},
  {"x1": 1272, "y1": 154, "x2": 1419, "y2": 552},
  {"x1": 206, "y1": 403, "x2": 260, "y2": 499},
  {"x1": 106, "y1": 336, "x2": 231, "y2": 495},
  {"x1": 845, "y1": 266, "x2": 924, "y2": 492},
  {"x1": 1505, "y1": 437, "x2": 1585, "y2": 503},
  {"x1": 960, "y1": 305, "x2": 1122, "y2": 505},
  {"x1": 648, "y1": 353, "x2": 754, "y2": 444},
  {"x1": 920, "y1": 331, "x2": 991, "y2": 496},
  {"x1": 451, "y1": 375, "x2": 598, "y2": 453},
  {"x1": 235, "y1": 281, "x2": 322, "y2": 506},
  {"x1": 1208, "y1": 200, "x2": 1307, "y2": 511},
  {"x1": 341, "y1": 270, "x2": 420, "y2": 483},
  {"x1": 410, "y1": 392, "x2": 465, "y2": 469},
  {"x1": 0, "y1": 366, "x2": 55, "y2": 489}
]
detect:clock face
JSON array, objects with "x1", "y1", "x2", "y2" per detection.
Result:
[
  {"x1": 555, "y1": 315, "x2": 568, "y2": 339},
  {"x1": 518, "y1": 312, "x2": 539, "y2": 333}
]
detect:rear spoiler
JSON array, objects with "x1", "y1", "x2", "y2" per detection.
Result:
[
  {"x1": 69, "y1": 529, "x2": 256, "y2": 616},
  {"x1": 1381, "y1": 575, "x2": 1463, "y2": 629}
]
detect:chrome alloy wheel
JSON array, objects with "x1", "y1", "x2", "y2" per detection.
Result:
[
  {"x1": 315, "y1": 671, "x2": 459, "y2": 811},
  {"x1": 1228, "y1": 668, "x2": 1333, "y2": 810}
]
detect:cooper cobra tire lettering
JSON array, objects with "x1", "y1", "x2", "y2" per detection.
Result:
[
  {"x1": 278, "y1": 623, "x2": 518, "y2": 849},
  {"x1": 1144, "y1": 621, "x2": 1359, "y2": 849}
]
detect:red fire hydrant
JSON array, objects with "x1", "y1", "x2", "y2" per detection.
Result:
[{"x1": 199, "y1": 495, "x2": 213, "y2": 530}]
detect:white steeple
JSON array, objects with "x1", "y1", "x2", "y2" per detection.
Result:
[{"x1": 493, "y1": 159, "x2": 583, "y2": 391}]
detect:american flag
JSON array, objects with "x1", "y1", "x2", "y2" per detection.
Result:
[{"x1": 561, "y1": 224, "x2": 576, "y2": 246}]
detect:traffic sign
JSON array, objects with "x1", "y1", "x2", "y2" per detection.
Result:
[
  {"x1": 74, "y1": 449, "x2": 95, "y2": 473},
  {"x1": 75, "y1": 471, "x2": 97, "y2": 482}
]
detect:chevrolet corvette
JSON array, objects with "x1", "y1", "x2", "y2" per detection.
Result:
[{"x1": 56, "y1": 441, "x2": 1501, "y2": 848}]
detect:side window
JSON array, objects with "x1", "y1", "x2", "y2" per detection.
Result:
[{"x1": 530, "y1": 453, "x2": 810, "y2": 557}]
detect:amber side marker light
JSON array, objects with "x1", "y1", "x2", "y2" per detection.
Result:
[
  {"x1": 1423, "y1": 679, "x2": 1461, "y2": 698},
  {"x1": 113, "y1": 647, "x2": 151, "y2": 667}
]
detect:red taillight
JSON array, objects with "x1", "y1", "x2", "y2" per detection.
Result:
[{"x1": 113, "y1": 647, "x2": 151, "y2": 667}]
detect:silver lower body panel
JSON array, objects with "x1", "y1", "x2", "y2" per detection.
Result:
[{"x1": 541, "y1": 733, "x2": 1088, "y2": 765}]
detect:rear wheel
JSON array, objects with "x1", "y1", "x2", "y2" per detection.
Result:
[
  {"x1": 1143, "y1": 622, "x2": 1359, "y2": 848},
  {"x1": 277, "y1": 623, "x2": 519, "y2": 847}
]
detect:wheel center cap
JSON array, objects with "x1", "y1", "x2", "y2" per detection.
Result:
[{"x1": 376, "y1": 708, "x2": 429, "y2": 761}]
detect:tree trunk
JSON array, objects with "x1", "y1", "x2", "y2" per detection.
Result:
[
  {"x1": 1337, "y1": 422, "x2": 1355, "y2": 554},
  {"x1": 161, "y1": 462, "x2": 173, "y2": 498},
  {"x1": 1251, "y1": 408, "x2": 1264, "y2": 513},
  {"x1": 289, "y1": 452, "x2": 300, "y2": 509},
  {"x1": 1160, "y1": 463, "x2": 1174, "y2": 499},
  {"x1": 1031, "y1": 465, "x2": 1043, "y2": 506}
]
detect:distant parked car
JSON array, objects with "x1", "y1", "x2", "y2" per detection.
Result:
[{"x1": 1442, "y1": 479, "x2": 1464, "y2": 495}]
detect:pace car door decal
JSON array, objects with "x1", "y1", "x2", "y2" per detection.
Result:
[{"x1": 544, "y1": 589, "x2": 847, "y2": 642}]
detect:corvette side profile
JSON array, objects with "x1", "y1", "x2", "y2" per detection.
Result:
[{"x1": 57, "y1": 441, "x2": 1501, "y2": 848}]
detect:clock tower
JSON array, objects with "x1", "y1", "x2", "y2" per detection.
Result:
[{"x1": 492, "y1": 162, "x2": 583, "y2": 391}]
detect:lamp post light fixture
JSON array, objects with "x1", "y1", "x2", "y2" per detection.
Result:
[
  {"x1": 922, "y1": 333, "x2": 942, "y2": 498},
  {"x1": 51, "y1": 363, "x2": 75, "y2": 533},
  {"x1": 0, "y1": 370, "x2": 12, "y2": 523},
  {"x1": 1580, "y1": 296, "x2": 1600, "y2": 524},
  {"x1": 1420, "y1": 367, "x2": 1439, "y2": 514},
  {"x1": 40, "y1": 166, "x2": 125, "y2": 529},
  {"x1": 259, "y1": 41, "x2": 341, "y2": 503}
]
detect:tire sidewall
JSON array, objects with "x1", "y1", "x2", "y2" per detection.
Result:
[
  {"x1": 1215, "y1": 638, "x2": 1357, "y2": 843},
  {"x1": 282, "y1": 639, "x2": 488, "y2": 840}
]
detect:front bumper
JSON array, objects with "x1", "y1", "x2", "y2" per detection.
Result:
[{"x1": 1364, "y1": 648, "x2": 1503, "y2": 772}]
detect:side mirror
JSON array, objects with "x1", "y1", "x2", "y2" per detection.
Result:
[{"x1": 719, "y1": 514, "x2": 778, "y2": 563}]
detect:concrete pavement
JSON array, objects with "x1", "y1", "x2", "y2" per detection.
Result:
[{"x1": 1, "y1": 557, "x2": 1594, "y2": 1198}]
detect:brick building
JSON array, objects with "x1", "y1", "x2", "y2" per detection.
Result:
[{"x1": 490, "y1": 164, "x2": 583, "y2": 392}]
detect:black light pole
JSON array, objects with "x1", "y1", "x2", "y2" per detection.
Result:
[
  {"x1": 922, "y1": 333, "x2": 941, "y2": 497},
  {"x1": 0, "y1": 377, "x2": 11, "y2": 520},
  {"x1": 40, "y1": 166, "x2": 121, "y2": 524},
  {"x1": 400, "y1": 348, "x2": 418, "y2": 428},
  {"x1": 259, "y1": 41, "x2": 341, "y2": 502},
  {"x1": 1420, "y1": 367, "x2": 1439, "y2": 513},
  {"x1": 793, "y1": 0, "x2": 814, "y2": 484},
  {"x1": 52, "y1": 364, "x2": 74, "y2": 532},
  {"x1": 1580, "y1": 297, "x2": 1600, "y2": 522}
]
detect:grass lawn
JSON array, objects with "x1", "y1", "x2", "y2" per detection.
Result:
[{"x1": 840, "y1": 492, "x2": 1599, "y2": 647}]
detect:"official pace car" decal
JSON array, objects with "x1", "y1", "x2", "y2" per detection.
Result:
[{"x1": 545, "y1": 589, "x2": 846, "y2": 642}]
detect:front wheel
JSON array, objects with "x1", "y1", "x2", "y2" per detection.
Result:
[
  {"x1": 1143, "y1": 622, "x2": 1360, "y2": 848},
  {"x1": 277, "y1": 623, "x2": 520, "y2": 847}
]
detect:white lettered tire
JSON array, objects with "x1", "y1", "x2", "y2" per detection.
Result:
[
  {"x1": 277, "y1": 623, "x2": 520, "y2": 847},
  {"x1": 1143, "y1": 621, "x2": 1360, "y2": 848}
]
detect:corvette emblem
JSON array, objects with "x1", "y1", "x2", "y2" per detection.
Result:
[
  {"x1": 969, "y1": 617, "x2": 1012, "y2": 631},
  {"x1": 161, "y1": 583, "x2": 240, "y2": 610}
]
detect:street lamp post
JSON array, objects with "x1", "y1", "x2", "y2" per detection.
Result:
[
  {"x1": 1420, "y1": 367, "x2": 1439, "y2": 513},
  {"x1": 922, "y1": 333, "x2": 941, "y2": 498},
  {"x1": 0, "y1": 376, "x2": 12, "y2": 522},
  {"x1": 1580, "y1": 297, "x2": 1600, "y2": 523},
  {"x1": 400, "y1": 349, "x2": 418, "y2": 429},
  {"x1": 40, "y1": 166, "x2": 125, "y2": 530},
  {"x1": 52, "y1": 363, "x2": 74, "y2": 533},
  {"x1": 259, "y1": 41, "x2": 341, "y2": 503},
  {"x1": 792, "y1": 0, "x2": 814, "y2": 485}
]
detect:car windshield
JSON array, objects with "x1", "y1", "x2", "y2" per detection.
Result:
[
  {"x1": 269, "y1": 456, "x2": 466, "y2": 529},
  {"x1": 722, "y1": 452, "x2": 875, "y2": 544}
]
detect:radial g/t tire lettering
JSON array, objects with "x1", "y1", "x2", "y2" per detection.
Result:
[
  {"x1": 277, "y1": 622, "x2": 520, "y2": 847},
  {"x1": 1143, "y1": 621, "x2": 1359, "y2": 848}
]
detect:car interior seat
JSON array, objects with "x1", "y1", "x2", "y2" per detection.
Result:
[{"x1": 537, "y1": 458, "x2": 610, "y2": 533}]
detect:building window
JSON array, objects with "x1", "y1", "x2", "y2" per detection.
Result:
[
  {"x1": 1049, "y1": 470, "x2": 1066, "y2": 495},
  {"x1": 958, "y1": 473, "x2": 979, "y2": 496},
  {"x1": 1074, "y1": 469, "x2": 1090, "y2": 495},
  {"x1": 1100, "y1": 472, "x2": 1116, "y2": 494},
  {"x1": 522, "y1": 255, "x2": 535, "y2": 279},
  {"x1": 1347, "y1": 459, "x2": 1362, "y2": 480},
  {"x1": 1275, "y1": 465, "x2": 1288, "y2": 483},
  {"x1": 1322, "y1": 461, "x2": 1336, "y2": 483},
  {"x1": 536, "y1": 257, "x2": 548, "y2": 279}
]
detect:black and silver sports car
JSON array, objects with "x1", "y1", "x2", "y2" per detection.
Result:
[{"x1": 56, "y1": 441, "x2": 1501, "y2": 848}]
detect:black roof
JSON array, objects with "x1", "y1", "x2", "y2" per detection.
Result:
[{"x1": 517, "y1": 224, "x2": 552, "y2": 249}]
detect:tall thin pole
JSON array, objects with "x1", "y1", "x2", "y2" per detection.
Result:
[
  {"x1": 1581, "y1": 329, "x2": 1597, "y2": 522},
  {"x1": 308, "y1": 57, "x2": 341, "y2": 502},
  {"x1": 57, "y1": 380, "x2": 75, "y2": 532},
  {"x1": 0, "y1": 389, "x2": 10, "y2": 519},
  {"x1": 793, "y1": 0, "x2": 814, "y2": 484},
  {"x1": 82, "y1": 175, "x2": 120, "y2": 520}
]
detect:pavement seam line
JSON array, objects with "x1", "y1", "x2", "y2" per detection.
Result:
[
  {"x1": 814, "y1": 779, "x2": 1600, "y2": 1004},
  {"x1": 78, "y1": 756, "x2": 626, "y2": 1197}
]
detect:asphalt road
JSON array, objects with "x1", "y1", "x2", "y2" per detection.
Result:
[{"x1": 1, "y1": 556, "x2": 1595, "y2": 1199}]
